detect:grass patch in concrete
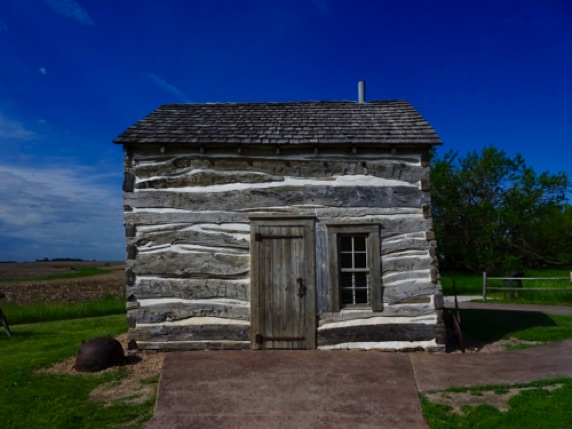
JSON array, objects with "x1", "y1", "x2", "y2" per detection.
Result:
[{"x1": 423, "y1": 378, "x2": 572, "y2": 429}]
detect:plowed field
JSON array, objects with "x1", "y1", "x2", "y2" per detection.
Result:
[{"x1": 0, "y1": 261, "x2": 125, "y2": 303}]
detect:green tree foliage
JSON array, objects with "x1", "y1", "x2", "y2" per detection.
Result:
[{"x1": 431, "y1": 146, "x2": 571, "y2": 273}]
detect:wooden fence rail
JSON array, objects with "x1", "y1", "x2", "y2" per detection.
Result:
[{"x1": 482, "y1": 272, "x2": 572, "y2": 301}]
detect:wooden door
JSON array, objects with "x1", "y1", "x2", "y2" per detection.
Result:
[{"x1": 250, "y1": 218, "x2": 316, "y2": 349}]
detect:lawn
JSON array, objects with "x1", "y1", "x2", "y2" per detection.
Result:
[
  {"x1": 0, "y1": 315, "x2": 156, "y2": 429},
  {"x1": 423, "y1": 378, "x2": 572, "y2": 429},
  {"x1": 2, "y1": 296, "x2": 125, "y2": 325},
  {"x1": 1, "y1": 264, "x2": 571, "y2": 429},
  {"x1": 424, "y1": 308, "x2": 572, "y2": 427},
  {"x1": 441, "y1": 267, "x2": 572, "y2": 305}
]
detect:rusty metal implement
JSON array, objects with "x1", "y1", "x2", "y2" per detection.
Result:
[{"x1": 74, "y1": 336, "x2": 125, "y2": 372}]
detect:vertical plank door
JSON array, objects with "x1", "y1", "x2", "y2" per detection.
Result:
[{"x1": 250, "y1": 218, "x2": 316, "y2": 349}]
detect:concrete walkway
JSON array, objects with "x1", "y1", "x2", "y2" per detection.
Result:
[{"x1": 144, "y1": 303, "x2": 572, "y2": 429}]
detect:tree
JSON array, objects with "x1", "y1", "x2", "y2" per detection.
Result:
[{"x1": 431, "y1": 146, "x2": 570, "y2": 273}]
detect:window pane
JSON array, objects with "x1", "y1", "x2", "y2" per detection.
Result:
[
  {"x1": 340, "y1": 253, "x2": 353, "y2": 268},
  {"x1": 339, "y1": 236, "x2": 352, "y2": 252},
  {"x1": 354, "y1": 252, "x2": 367, "y2": 268},
  {"x1": 355, "y1": 288, "x2": 368, "y2": 304},
  {"x1": 355, "y1": 272, "x2": 367, "y2": 288},
  {"x1": 341, "y1": 289, "x2": 354, "y2": 305},
  {"x1": 340, "y1": 272, "x2": 353, "y2": 288},
  {"x1": 354, "y1": 236, "x2": 366, "y2": 251}
]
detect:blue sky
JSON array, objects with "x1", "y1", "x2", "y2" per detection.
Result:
[{"x1": 1, "y1": 0, "x2": 571, "y2": 262}]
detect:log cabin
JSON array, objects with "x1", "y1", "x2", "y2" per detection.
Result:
[{"x1": 114, "y1": 84, "x2": 446, "y2": 352}]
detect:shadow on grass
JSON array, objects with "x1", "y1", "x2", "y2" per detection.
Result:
[{"x1": 455, "y1": 309, "x2": 557, "y2": 343}]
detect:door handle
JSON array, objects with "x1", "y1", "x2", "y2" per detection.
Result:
[{"x1": 296, "y1": 277, "x2": 306, "y2": 298}]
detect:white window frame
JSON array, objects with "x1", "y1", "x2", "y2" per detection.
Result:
[{"x1": 327, "y1": 224, "x2": 382, "y2": 312}]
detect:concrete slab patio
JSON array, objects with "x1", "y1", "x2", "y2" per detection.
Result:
[
  {"x1": 144, "y1": 350, "x2": 429, "y2": 429},
  {"x1": 143, "y1": 303, "x2": 572, "y2": 429}
]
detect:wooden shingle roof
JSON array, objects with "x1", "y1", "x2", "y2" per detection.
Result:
[{"x1": 114, "y1": 100, "x2": 442, "y2": 146}]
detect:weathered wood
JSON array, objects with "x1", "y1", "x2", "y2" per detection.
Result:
[
  {"x1": 132, "y1": 323, "x2": 249, "y2": 342},
  {"x1": 126, "y1": 245, "x2": 137, "y2": 259},
  {"x1": 250, "y1": 219, "x2": 316, "y2": 349},
  {"x1": 383, "y1": 282, "x2": 438, "y2": 303},
  {"x1": 136, "y1": 228, "x2": 249, "y2": 250},
  {"x1": 126, "y1": 269, "x2": 136, "y2": 286},
  {"x1": 122, "y1": 141, "x2": 443, "y2": 351},
  {"x1": 131, "y1": 156, "x2": 426, "y2": 184},
  {"x1": 130, "y1": 299, "x2": 249, "y2": 323},
  {"x1": 133, "y1": 251, "x2": 249, "y2": 278},
  {"x1": 128, "y1": 278, "x2": 249, "y2": 301},
  {"x1": 136, "y1": 340, "x2": 249, "y2": 351},
  {"x1": 382, "y1": 253, "x2": 433, "y2": 274},
  {"x1": 382, "y1": 269, "x2": 431, "y2": 284},
  {"x1": 326, "y1": 223, "x2": 381, "y2": 312},
  {"x1": 125, "y1": 185, "x2": 429, "y2": 212},
  {"x1": 381, "y1": 233, "x2": 430, "y2": 256},
  {"x1": 136, "y1": 170, "x2": 285, "y2": 189},
  {"x1": 315, "y1": 226, "x2": 330, "y2": 314},
  {"x1": 318, "y1": 303, "x2": 437, "y2": 325},
  {"x1": 317, "y1": 323, "x2": 445, "y2": 346},
  {"x1": 125, "y1": 223, "x2": 136, "y2": 238},
  {"x1": 316, "y1": 207, "x2": 423, "y2": 217},
  {"x1": 122, "y1": 172, "x2": 136, "y2": 192},
  {"x1": 125, "y1": 211, "x2": 249, "y2": 225}
]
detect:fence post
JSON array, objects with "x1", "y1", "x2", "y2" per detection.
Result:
[{"x1": 482, "y1": 272, "x2": 487, "y2": 301}]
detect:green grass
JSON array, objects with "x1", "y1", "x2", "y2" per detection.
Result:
[
  {"x1": 1, "y1": 296, "x2": 126, "y2": 325},
  {"x1": 441, "y1": 267, "x2": 572, "y2": 305},
  {"x1": 449, "y1": 309, "x2": 572, "y2": 344},
  {"x1": 0, "y1": 266, "x2": 112, "y2": 283},
  {"x1": 0, "y1": 315, "x2": 155, "y2": 429},
  {"x1": 422, "y1": 378, "x2": 572, "y2": 429}
]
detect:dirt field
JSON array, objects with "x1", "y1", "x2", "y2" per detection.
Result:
[{"x1": 0, "y1": 261, "x2": 125, "y2": 303}]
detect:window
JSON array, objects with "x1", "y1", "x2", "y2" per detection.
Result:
[
  {"x1": 339, "y1": 235, "x2": 369, "y2": 305},
  {"x1": 327, "y1": 224, "x2": 382, "y2": 311}
]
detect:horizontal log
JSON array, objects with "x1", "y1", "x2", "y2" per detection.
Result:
[
  {"x1": 135, "y1": 340, "x2": 250, "y2": 351},
  {"x1": 383, "y1": 281, "x2": 438, "y2": 304},
  {"x1": 381, "y1": 217, "x2": 432, "y2": 238},
  {"x1": 136, "y1": 170, "x2": 284, "y2": 189},
  {"x1": 128, "y1": 277, "x2": 250, "y2": 300},
  {"x1": 318, "y1": 340, "x2": 443, "y2": 351},
  {"x1": 131, "y1": 156, "x2": 426, "y2": 184},
  {"x1": 125, "y1": 210, "x2": 249, "y2": 225},
  {"x1": 133, "y1": 251, "x2": 249, "y2": 278},
  {"x1": 382, "y1": 253, "x2": 433, "y2": 274},
  {"x1": 132, "y1": 322, "x2": 250, "y2": 342},
  {"x1": 129, "y1": 298, "x2": 249, "y2": 323},
  {"x1": 318, "y1": 303, "x2": 438, "y2": 326},
  {"x1": 382, "y1": 233, "x2": 430, "y2": 256},
  {"x1": 136, "y1": 227, "x2": 249, "y2": 250},
  {"x1": 125, "y1": 185, "x2": 429, "y2": 212},
  {"x1": 382, "y1": 269, "x2": 431, "y2": 284},
  {"x1": 317, "y1": 323, "x2": 446, "y2": 346}
]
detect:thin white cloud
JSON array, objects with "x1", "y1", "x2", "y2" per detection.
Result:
[
  {"x1": 39, "y1": 67, "x2": 47, "y2": 75},
  {"x1": 45, "y1": 0, "x2": 95, "y2": 26},
  {"x1": 0, "y1": 164, "x2": 123, "y2": 261},
  {"x1": 146, "y1": 73, "x2": 191, "y2": 102},
  {"x1": 0, "y1": 113, "x2": 37, "y2": 141}
]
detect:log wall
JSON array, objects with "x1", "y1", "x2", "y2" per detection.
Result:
[{"x1": 122, "y1": 144, "x2": 445, "y2": 351}]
